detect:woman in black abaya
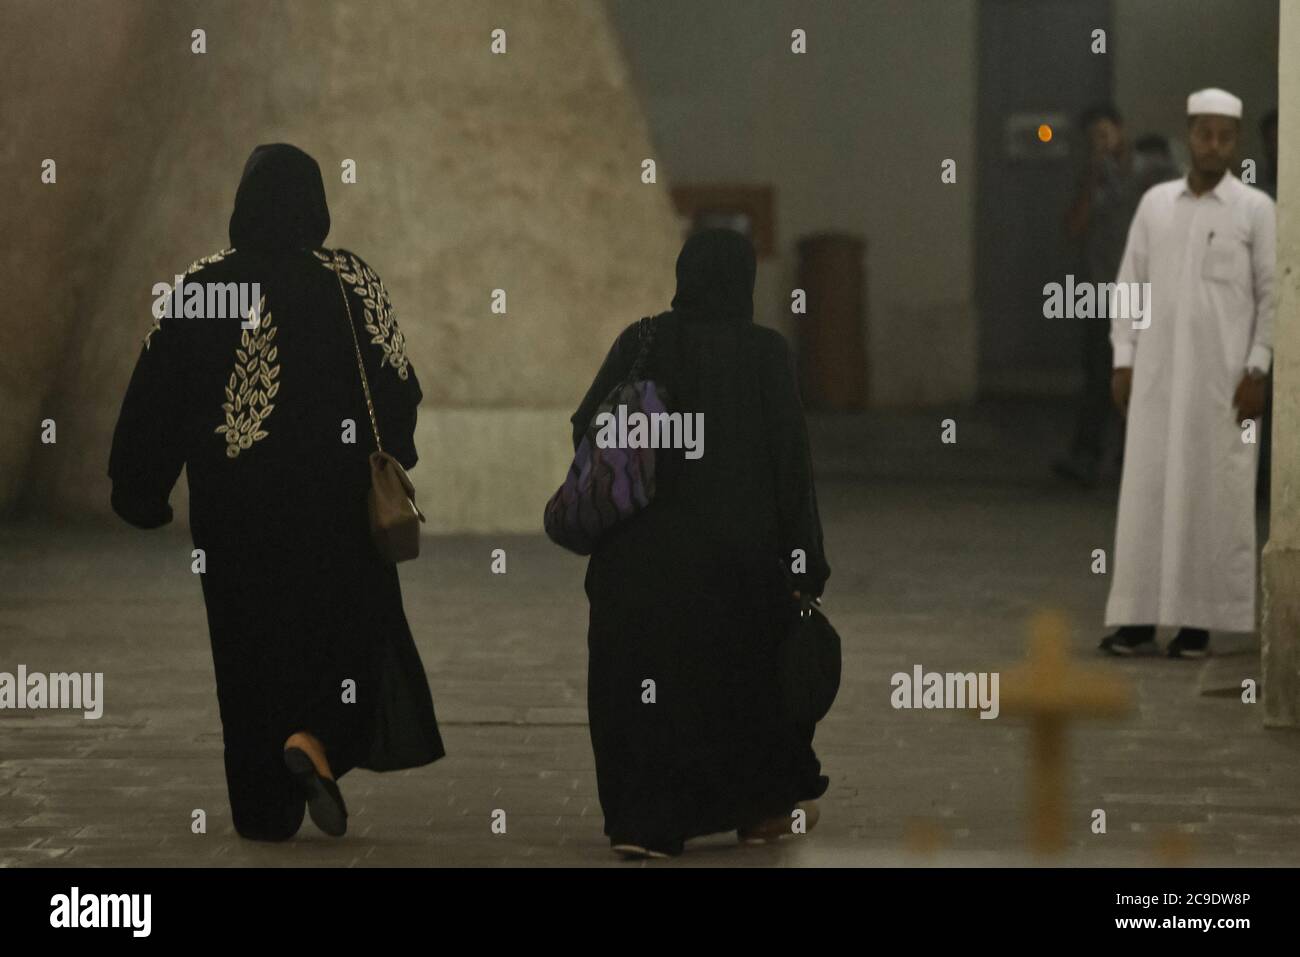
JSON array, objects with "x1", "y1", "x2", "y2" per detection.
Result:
[
  {"x1": 109, "y1": 144, "x2": 444, "y2": 841},
  {"x1": 571, "y1": 228, "x2": 831, "y2": 858}
]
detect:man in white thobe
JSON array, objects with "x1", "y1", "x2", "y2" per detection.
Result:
[{"x1": 1100, "y1": 88, "x2": 1276, "y2": 659}]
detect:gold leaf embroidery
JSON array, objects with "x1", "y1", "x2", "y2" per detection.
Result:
[
  {"x1": 213, "y1": 293, "x2": 278, "y2": 458},
  {"x1": 313, "y1": 248, "x2": 411, "y2": 380},
  {"x1": 144, "y1": 247, "x2": 235, "y2": 350}
]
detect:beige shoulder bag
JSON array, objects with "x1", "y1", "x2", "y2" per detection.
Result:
[{"x1": 332, "y1": 252, "x2": 426, "y2": 563}]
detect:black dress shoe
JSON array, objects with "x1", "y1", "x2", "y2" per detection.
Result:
[
  {"x1": 1098, "y1": 629, "x2": 1158, "y2": 656},
  {"x1": 1167, "y1": 628, "x2": 1211, "y2": 659},
  {"x1": 284, "y1": 746, "x2": 348, "y2": 837}
]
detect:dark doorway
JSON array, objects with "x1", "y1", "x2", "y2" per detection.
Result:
[{"x1": 976, "y1": 0, "x2": 1113, "y2": 395}]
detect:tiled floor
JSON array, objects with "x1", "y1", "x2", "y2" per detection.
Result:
[{"x1": 3, "y1": 405, "x2": 1299, "y2": 866}]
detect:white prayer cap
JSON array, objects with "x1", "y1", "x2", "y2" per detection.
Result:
[{"x1": 1187, "y1": 87, "x2": 1242, "y2": 118}]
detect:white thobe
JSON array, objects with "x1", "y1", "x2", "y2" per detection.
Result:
[{"x1": 1106, "y1": 173, "x2": 1276, "y2": 632}]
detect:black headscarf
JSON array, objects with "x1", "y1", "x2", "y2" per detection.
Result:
[
  {"x1": 228, "y1": 144, "x2": 330, "y2": 252},
  {"x1": 670, "y1": 228, "x2": 756, "y2": 323}
]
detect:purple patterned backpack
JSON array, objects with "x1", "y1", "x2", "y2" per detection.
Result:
[{"x1": 544, "y1": 317, "x2": 668, "y2": 555}]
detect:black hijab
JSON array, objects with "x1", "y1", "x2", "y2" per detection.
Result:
[
  {"x1": 228, "y1": 144, "x2": 330, "y2": 252},
  {"x1": 670, "y1": 228, "x2": 756, "y2": 323}
]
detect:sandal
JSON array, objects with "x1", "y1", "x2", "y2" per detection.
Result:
[{"x1": 738, "y1": 800, "x2": 820, "y2": 844}]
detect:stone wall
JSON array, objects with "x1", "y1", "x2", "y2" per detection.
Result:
[{"x1": 0, "y1": 0, "x2": 683, "y2": 531}]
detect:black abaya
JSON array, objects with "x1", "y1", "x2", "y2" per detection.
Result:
[
  {"x1": 570, "y1": 229, "x2": 831, "y2": 850},
  {"x1": 108, "y1": 144, "x2": 444, "y2": 840}
]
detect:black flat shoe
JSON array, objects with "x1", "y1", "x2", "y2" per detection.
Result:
[
  {"x1": 1167, "y1": 629, "x2": 1211, "y2": 659},
  {"x1": 1099, "y1": 631, "x2": 1158, "y2": 657},
  {"x1": 284, "y1": 746, "x2": 348, "y2": 837}
]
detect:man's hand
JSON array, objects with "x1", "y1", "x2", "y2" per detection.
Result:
[
  {"x1": 1234, "y1": 370, "x2": 1268, "y2": 421},
  {"x1": 1111, "y1": 368, "x2": 1133, "y2": 416}
]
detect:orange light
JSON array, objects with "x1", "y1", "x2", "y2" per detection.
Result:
[{"x1": 1037, "y1": 124, "x2": 1053, "y2": 143}]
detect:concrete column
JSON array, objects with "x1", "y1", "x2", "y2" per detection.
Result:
[{"x1": 1262, "y1": 1, "x2": 1300, "y2": 728}]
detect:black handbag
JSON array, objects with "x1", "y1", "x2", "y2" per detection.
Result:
[{"x1": 779, "y1": 594, "x2": 842, "y2": 725}]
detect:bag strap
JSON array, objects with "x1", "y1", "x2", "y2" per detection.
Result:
[
  {"x1": 625, "y1": 315, "x2": 655, "y2": 383},
  {"x1": 332, "y1": 250, "x2": 384, "y2": 454}
]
